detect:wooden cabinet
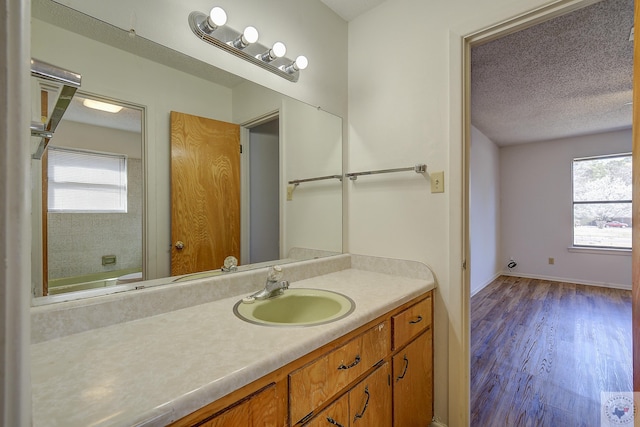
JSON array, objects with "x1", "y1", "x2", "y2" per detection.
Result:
[
  {"x1": 303, "y1": 362, "x2": 391, "y2": 427},
  {"x1": 171, "y1": 291, "x2": 433, "y2": 427},
  {"x1": 392, "y1": 294, "x2": 432, "y2": 350},
  {"x1": 391, "y1": 295, "x2": 433, "y2": 427},
  {"x1": 185, "y1": 383, "x2": 283, "y2": 427},
  {"x1": 289, "y1": 321, "x2": 390, "y2": 424}
]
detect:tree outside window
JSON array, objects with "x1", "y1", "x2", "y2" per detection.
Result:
[{"x1": 572, "y1": 154, "x2": 631, "y2": 249}]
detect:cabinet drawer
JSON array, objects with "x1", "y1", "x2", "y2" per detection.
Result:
[
  {"x1": 392, "y1": 295, "x2": 432, "y2": 350},
  {"x1": 290, "y1": 321, "x2": 390, "y2": 424}
]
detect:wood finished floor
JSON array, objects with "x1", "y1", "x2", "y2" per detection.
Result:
[{"x1": 470, "y1": 276, "x2": 632, "y2": 427}]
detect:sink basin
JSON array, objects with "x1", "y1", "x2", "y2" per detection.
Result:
[{"x1": 233, "y1": 288, "x2": 355, "y2": 327}]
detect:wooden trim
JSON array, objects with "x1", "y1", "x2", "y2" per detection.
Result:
[
  {"x1": 169, "y1": 291, "x2": 433, "y2": 426},
  {"x1": 633, "y1": 0, "x2": 640, "y2": 391}
]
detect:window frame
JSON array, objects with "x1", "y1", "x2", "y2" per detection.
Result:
[{"x1": 571, "y1": 153, "x2": 631, "y2": 251}]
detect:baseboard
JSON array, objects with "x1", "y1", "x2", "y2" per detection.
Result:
[
  {"x1": 430, "y1": 420, "x2": 448, "y2": 427},
  {"x1": 470, "y1": 271, "x2": 502, "y2": 297},
  {"x1": 500, "y1": 271, "x2": 631, "y2": 291}
]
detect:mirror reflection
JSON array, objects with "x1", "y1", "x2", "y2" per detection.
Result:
[
  {"x1": 30, "y1": 0, "x2": 343, "y2": 302},
  {"x1": 44, "y1": 95, "x2": 143, "y2": 295}
]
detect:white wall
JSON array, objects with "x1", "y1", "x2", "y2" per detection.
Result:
[
  {"x1": 347, "y1": 0, "x2": 577, "y2": 424},
  {"x1": 51, "y1": 0, "x2": 348, "y2": 119},
  {"x1": 469, "y1": 126, "x2": 501, "y2": 296},
  {"x1": 282, "y1": 98, "x2": 343, "y2": 256},
  {"x1": 500, "y1": 129, "x2": 632, "y2": 289}
]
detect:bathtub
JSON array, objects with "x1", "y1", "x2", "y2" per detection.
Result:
[{"x1": 48, "y1": 268, "x2": 142, "y2": 295}]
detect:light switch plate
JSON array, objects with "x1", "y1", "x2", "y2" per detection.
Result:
[{"x1": 431, "y1": 171, "x2": 444, "y2": 193}]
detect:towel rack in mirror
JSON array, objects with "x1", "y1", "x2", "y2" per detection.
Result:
[{"x1": 30, "y1": 58, "x2": 82, "y2": 159}]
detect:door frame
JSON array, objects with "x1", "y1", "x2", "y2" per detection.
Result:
[{"x1": 461, "y1": 0, "x2": 634, "y2": 423}]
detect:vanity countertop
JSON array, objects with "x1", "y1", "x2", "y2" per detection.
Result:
[{"x1": 31, "y1": 268, "x2": 435, "y2": 427}]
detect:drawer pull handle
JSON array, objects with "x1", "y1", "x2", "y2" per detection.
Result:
[
  {"x1": 409, "y1": 315, "x2": 423, "y2": 324},
  {"x1": 353, "y1": 386, "x2": 370, "y2": 421},
  {"x1": 338, "y1": 355, "x2": 361, "y2": 370},
  {"x1": 396, "y1": 355, "x2": 409, "y2": 381},
  {"x1": 326, "y1": 417, "x2": 344, "y2": 427}
]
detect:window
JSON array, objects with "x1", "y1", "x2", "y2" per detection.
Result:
[
  {"x1": 48, "y1": 147, "x2": 128, "y2": 213},
  {"x1": 572, "y1": 154, "x2": 631, "y2": 249}
]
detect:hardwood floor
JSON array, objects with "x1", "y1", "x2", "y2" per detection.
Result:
[{"x1": 470, "y1": 276, "x2": 632, "y2": 426}]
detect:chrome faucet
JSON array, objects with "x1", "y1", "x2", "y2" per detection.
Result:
[{"x1": 250, "y1": 265, "x2": 289, "y2": 300}]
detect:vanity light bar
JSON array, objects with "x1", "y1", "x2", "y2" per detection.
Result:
[{"x1": 188, "y1": 8, "x2": 308, "y2": 82}]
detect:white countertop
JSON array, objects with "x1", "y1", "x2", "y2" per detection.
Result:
[{"x1": 31, "y1": 268, "x2": 435, "y2": 427}]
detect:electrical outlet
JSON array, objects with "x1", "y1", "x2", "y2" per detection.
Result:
[
  {"x1": 431, "y1": 171, "x2": 445, "y2": 193},
  {"x1": 548, "y1": 257, "x2": 555, "y2": 265}
]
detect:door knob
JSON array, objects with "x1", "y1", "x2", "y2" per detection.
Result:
[{"x1": 175, "y1": 240, "x2": 185, "y2": 250}]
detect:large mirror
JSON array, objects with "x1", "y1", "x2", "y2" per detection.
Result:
[{"x1": 30, "y1": 0, "x2": 343, "y2": 303}]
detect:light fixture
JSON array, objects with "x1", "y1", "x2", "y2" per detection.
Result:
[
  {"x1": 188, "y1": 7, "x2": 308, "y2": 82},
  {"x1": 82, "y1": 99, "x2": 123, "y2": 113},
  {"x1": 232, "y1": 26, "x2": 259, "y2": 49},
  {"x1": 282, "y1": 55, "x2": 309, "y2": 74}
]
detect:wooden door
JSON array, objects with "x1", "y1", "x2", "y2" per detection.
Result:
[
  {"x1": 393, "y1": 330, "x2": 433, "y2": 427},
  {"x1": 170, "y1": 111, "x2": 240, "y2": 277}
]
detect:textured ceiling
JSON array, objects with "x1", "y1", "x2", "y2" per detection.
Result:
[{"x1": 471, "y1": 0, "x2": 634, "y2": 145}]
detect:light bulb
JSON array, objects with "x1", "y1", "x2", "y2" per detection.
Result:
[
  {"x1": 272, "y1": 42, "x2": 286, "y2": 58},
  {"x1": 259, "y1": 42, "x2": 287, "y2": 62},
  {"x1": 294, "y1": 55, "x2": 308, "y2": 70},
  {"x1": 232, "y1": 26, "x2": 259, "y2": 49},
  {"x1": 208, "y1": 7, "x2": 227, "y2": 28},
  {"x1": 282, "y1": 55, "x2": 309, "y2": 74},
  {"x1": 243, "y1": 26, "x2": 259, "y2": 44}
]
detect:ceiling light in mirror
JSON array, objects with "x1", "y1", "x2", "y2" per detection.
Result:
[{"x1": 83, "y1": 99, "x2": 124, "y2": 113}]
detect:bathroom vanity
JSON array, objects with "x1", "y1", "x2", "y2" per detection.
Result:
[
  {"x1": 172, "y1": 291, "x2": 432, "y2": 426},
  {"x1": 30, "y1": 254, "x2": 435, "y2": 426}
]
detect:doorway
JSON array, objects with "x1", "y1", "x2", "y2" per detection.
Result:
[
  {"x1": 463, "y1": 0, "x2": 636, "y2": 422},
  {"x1": 247, "y1": 118, "x2": 280, "y2": 263},
  {"x1": 241, "y1": 113, "x2": 281, "y2": 265}
]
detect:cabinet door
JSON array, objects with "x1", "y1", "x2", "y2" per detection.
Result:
[
  {"x1": 303, "y1": 394, "x2": 349, "y2": 427},
  {"x1": 200, "y1": 383, "x2": 280, "y2": 427},
  {"x1": 350, "y1": 362, "x2": 392, "y2": 427},
  {"x1": 290, "y1": 321, "x2": 390, "y2": 424},
  {"x1": 392, "y1": 329, "x2": 433, "y2": 427}
]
